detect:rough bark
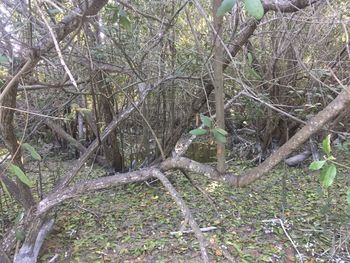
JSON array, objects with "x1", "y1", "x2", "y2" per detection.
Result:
[
  {"x1": 0, "y1": 0, "x2": 109, "y2": 103},
  {"x1": 153, "y1": 170, "x2": 209, "y2": 263},
  {"x1": 55, "y1": 82, "x2": 157, "y2": 190},
  {"x1": 0, "y1": 81, "x2": 154, "y2": 261},
  {"x1": 98, "y1": 79, "x2": 124, "y2": 172},
  {"x1": 161, "y1": 0, "x2": 322, "y2": 160},
  {"x1": 5, "y1": 83, "x2": 345, "y2": 262}
]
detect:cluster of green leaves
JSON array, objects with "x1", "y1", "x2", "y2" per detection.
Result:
[
  {"x1": 189, "y1": 114, "x2": 228, "y2": 144},
  {"x1": 309, "y1": 135, "x2": 350, "y2": 205},
  {"x1": 217, "y1": 0, "x2": 264, "y2": 20},
  {"x1": 0, "y1": 143, "x2": 41, "y2": 196}
]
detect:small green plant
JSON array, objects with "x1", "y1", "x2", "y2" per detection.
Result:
[
  {"x1": 189, "y1": 114, "x2": 228, "y2": 144},
  {"x1": 309, "y1": 134, "x2": 350, "y2": 205}
]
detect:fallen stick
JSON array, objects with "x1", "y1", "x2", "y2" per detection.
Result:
[{"x1": 170, "y1": 226, "x2": 217, "y2": 235}]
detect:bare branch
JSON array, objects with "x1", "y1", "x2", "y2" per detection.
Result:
[
  {"x1": 153, "y1": 169, "x2": 209, "y2": 263},
  {"x1": 38, "y1": 168, "x2": 155, "y2": 214},
  {"x1": 263, "y1": 0, "x2": 321, "y2": 13}
]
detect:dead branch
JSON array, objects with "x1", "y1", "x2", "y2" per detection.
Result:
[
  {"x1": 263, "y1": 0, "x2": 321, "y2": 13},
  {"x1": 153, "y1": 169, "x2": 209, "y2": 263},
  {"x1": 170, "y1": 226, "x2": 217, "y2": 235},
  {"x1": 38, "y1": 168, "x2": 155, "y2": 214}
]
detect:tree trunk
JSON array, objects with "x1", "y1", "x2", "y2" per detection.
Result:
[
  {"x1": 212, "y1": 0, "x2": 225, "y2": 173},
  {"x1": 0, "y1": 82, "x2": 35, "y2": 210},
  {"x1": 96, "y1": 73, "x2": 124, "y2": 172}
]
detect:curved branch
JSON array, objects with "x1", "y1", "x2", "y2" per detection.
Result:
[{"x1": 263, "y1": 0, "x2": 321, "y2": 13}]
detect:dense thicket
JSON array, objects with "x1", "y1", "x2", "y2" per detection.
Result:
[{"x1": 0, "y1": 0, "x2": 349, "y2": 262}]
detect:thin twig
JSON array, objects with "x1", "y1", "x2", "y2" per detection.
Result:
[
  {"x1": 262, "y1": 218, "x2": 303, "y2": 263},
  {"x1": 35, "y1": 1, "x2": 78, "y2": 90},
  {"x1": 170, "y1": 226, "x2": 217, "y2": 235},
  {"x1": 0, "y1": 105, "x2": 67, "y2": 120}
]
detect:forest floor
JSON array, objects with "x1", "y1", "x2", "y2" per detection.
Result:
[{"x1": 2, "y1": 149, "x2": 350, "y2": 263}]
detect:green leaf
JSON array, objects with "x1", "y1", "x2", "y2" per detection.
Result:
[
  {"x1": 0, "y1": 55, "x2": 7, "y2": 63},
  {"x1": 215, "y1": 127, "x2": 228, "y2": 136},
  {"x1": 247, "y1": 52, "x2": 253, "y2": 65},
  {"x1": 106, "y1": 4, "x2": 119, "y2": 24},
  {"x1": 200, "y1": 114, "x2": 212, "y2": 128},
  {"x1": 213, "y1": 129, "x2": 227, "y2": 144},
  {"x1": 244, "y1": 0, "x2": 264, "y2": 20},
  {"x1": 9, "y1": 164, "x2": 33, "y2": 187},
  {"x1": 322, "y1": 134, "x2": 331, "y2": 157},
  {"x1": 47, "y1": 8, "x2": 60, "y2": 15},
  {"x1": 119, "y1": 9, "x2": 127, "y2": 17},
  {"x1": 14, "y1": 212, "x2": 24, "y2": 224},
  {"x1": 22, "y1": 143, "x2": 42, "y2": 161},
  {"x1": 189, "y1": 128, "x2": 208, "y2": 136},
  {"x1": 248, "y1": 67, "x2": 262, "y2": 80},
  {"x1": 15, "y1": 230, "x2": 25, "y2": 241},
  {"x1": 320, "y1": 164, "x2": 336, "y2": 188},
  {"x1": 0, "y1": 180, "x2": 11, "y2": 198},
  {"x1": 119, "y1": 9, "x2": 131, "y2": 30},
  {"x1": 217, "y1": 0, "x2": 237, "y2": 17},
  {"x1": 346, "y1": 188, "x2": 350, "y2": 205},
  {"x1": 119, "y1": 16, "x2": 131, "y2": 30},
  {"x1": 309, "y1": 160, "x2": 326, "y2": 171}
]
